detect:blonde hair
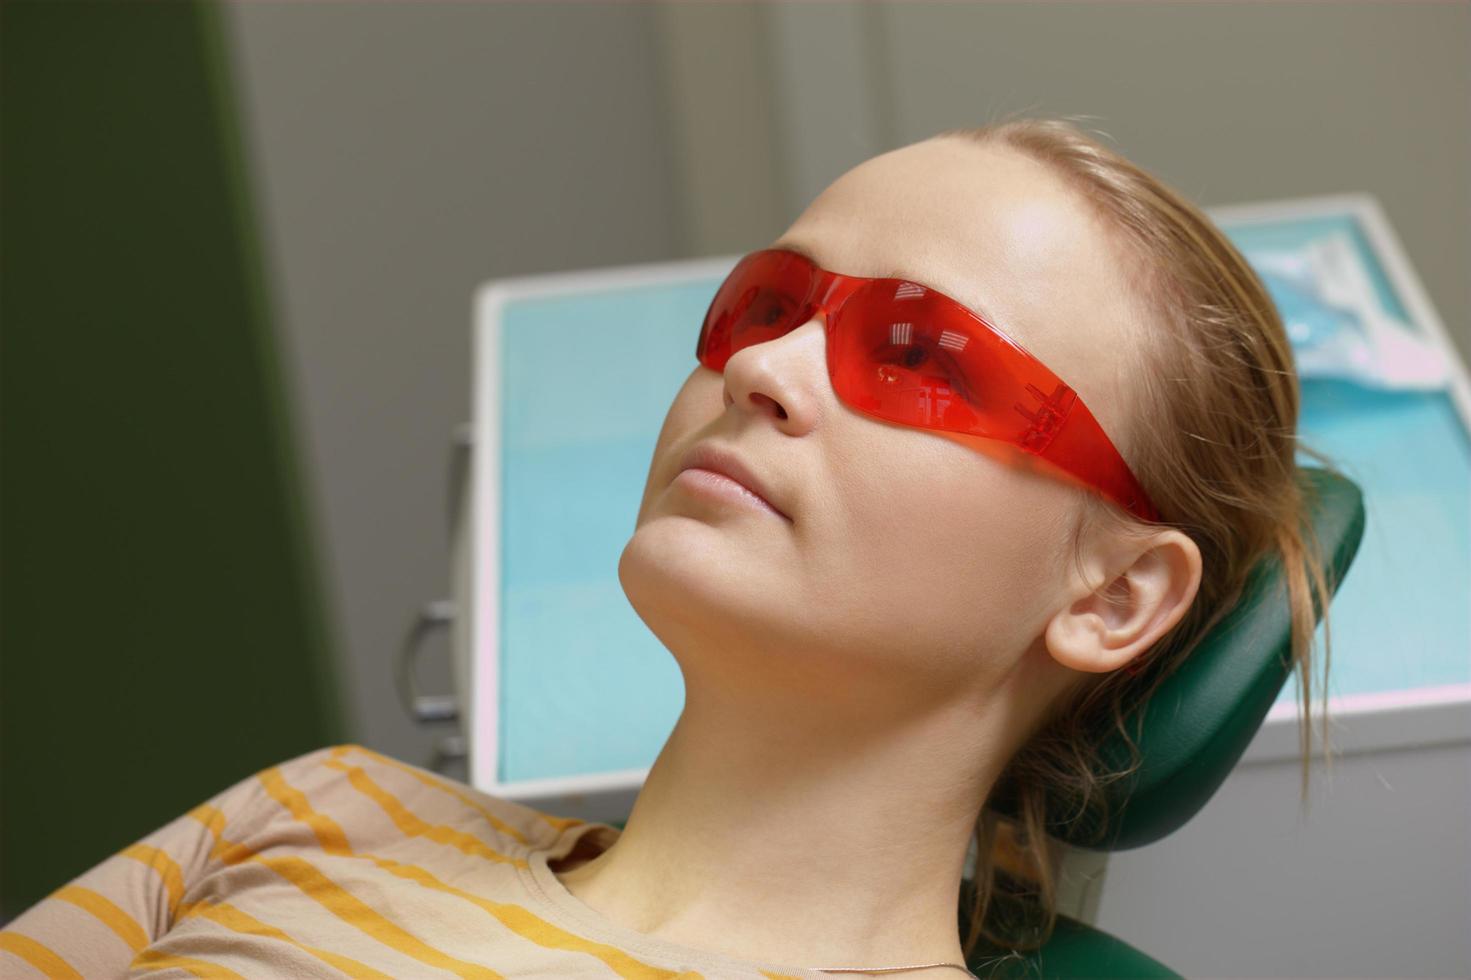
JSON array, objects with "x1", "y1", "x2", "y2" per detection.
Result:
[{"x1": 933, "y1": 115, "x2": 1343, "y2": 960}]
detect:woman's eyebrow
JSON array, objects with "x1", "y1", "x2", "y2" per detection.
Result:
[
  {"x1": 770, "y1": 238, "x2": 919, "y2": 285},
  {"x1": 770, "y1": 238, "x2": 1002, "y2": 326},
  {"x1": 769, "y1": 238, "x2": 823, "y2": 267}
]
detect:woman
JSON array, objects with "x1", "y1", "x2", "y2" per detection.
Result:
[{"x1": 0, "y1": 117, "x2": 1338, "y2": 979}]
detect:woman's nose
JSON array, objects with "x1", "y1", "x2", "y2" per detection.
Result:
[
  {"x1": 731, "y1": 315, "x2": 827, "y2": 373},
  {"x1": 721, "y1": 317, "x2": 829, "y2": 424}
]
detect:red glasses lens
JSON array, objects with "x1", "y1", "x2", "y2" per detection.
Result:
[
  {"x1": 696, "y1": 251, "x2": 816, "y2": 371},
  {"x1": 827, "y1": 278, "x2": 992, "y2": 436}
]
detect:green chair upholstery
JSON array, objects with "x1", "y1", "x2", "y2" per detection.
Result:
[
  {"x1": 958, "y1": 887, "x2": 1181, "y2": 979},
  {"x1": 969, "y1": 466, "x2": 1368, "y2": 976}
]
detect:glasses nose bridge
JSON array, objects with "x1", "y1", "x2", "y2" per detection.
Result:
[{"x1": 808, "y1": 269, "x2": 866, "y2": 325}]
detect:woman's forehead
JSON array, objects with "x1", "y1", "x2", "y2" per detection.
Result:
[{"x1": 784, "y1": 143, "x2": 1107, "y2": 327}]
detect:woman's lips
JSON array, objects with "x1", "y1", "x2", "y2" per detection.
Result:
[
  {"x1": 676, "y1": 442, "x2": 790, "y2": 519},
  {"x1": 673, "y1": 467, "x2": 788, "y2": 519}
]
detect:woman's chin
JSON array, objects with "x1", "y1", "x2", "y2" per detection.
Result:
[
  {"x1": 617, "y1": 531, "x2": 791, "y2": 649},
  {"x1": 620, "y1": 528, "x2": 750, "y2": 611}
]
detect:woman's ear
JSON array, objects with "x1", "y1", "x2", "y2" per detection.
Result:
[{"x1": 1044, "y1": 528, "x2": 1202, "y2": 674}]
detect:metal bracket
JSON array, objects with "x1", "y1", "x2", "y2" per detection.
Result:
[{"x1": 395, "y1": 598, "x2": 459, "y2": 724}]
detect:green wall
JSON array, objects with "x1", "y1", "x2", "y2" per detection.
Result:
[{"x1": 1, "y1": 0, "x2": 346, "y2": 920}]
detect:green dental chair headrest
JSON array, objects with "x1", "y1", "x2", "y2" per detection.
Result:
[
  {"x1": 986, "y1": 466, "x2": 1365, "y2": 851},
  {"x1": 963, "y1": 466, "x2": 1366, "y2": 977}
]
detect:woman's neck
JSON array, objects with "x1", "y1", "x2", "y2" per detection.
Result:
[{"x1": 549, "y1": 691, "x2": 1004, "y2": 973}]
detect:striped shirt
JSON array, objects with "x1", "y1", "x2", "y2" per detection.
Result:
[{"x1": 0, "y1": 743, "x2": 841, "y2": 979}]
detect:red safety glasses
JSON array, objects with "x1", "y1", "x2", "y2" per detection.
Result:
[{"x1": 695, "y1": 247, "x2": 1162, "y2": 524}]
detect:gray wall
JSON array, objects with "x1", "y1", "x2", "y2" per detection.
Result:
[
  {"x1": 1097, "y1": 701, "x2": 1471, "y2": 978},
  {"x1": 225, "y1": 1, "x2": 689, "y2": 768}
]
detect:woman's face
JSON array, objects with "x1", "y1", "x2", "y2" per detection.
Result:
[{"x1": 618, "y1": 136, "x2": 1150, "y2": 716}]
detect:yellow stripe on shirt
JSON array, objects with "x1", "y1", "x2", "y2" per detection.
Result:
[
  {"x1": 0, "y1": 930, "x2": 85, "y2": 979},
  {"x1": 53, "y1": 884, "x2": 150, "y2": 952},
  {"x1": 178, "y1": 897, "x2": 397, "y2": 980},
  {"x1": 187, "y1": 803, "x2": 506, "y2": 980},
  {"x1": 195, "y1": 773, "x2": 700, "y2": 980},
  {"x1": 295, "y1": 760, "x2": 705, "y2": 980},
  {"x1": 131, "y1": 945, "x2": 249, "y2": 979},
  {"x1": 120, "y1": 843, "x2": 187, "y2": 921},
  {"x1": 333, "y1": 744, "x2": 572, "y2": 844},
  {"x1": 257, "y1": 766, "x2": 355, "y2": 856},
  {"x1": 323, "y1": 756, "x2": 521, "y2": 865}
]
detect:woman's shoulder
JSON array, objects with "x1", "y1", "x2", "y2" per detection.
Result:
[{"x1": 261, "y1": 743, "x2": 587, "y2": 854}]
